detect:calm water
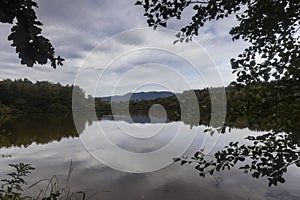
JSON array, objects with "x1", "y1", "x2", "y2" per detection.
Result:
[{"x1": 0, "y1": 114, "x2": 299, "y2": 200}]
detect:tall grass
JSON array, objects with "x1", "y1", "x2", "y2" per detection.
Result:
[{"x1": 0, "y1": 162, "x2": 96, "y2": 200}]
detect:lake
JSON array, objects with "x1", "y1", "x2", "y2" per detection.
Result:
[{"x1": 0, "y1": 113, "x2": 299, "y2": 200}]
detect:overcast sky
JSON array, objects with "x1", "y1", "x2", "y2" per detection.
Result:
[{"x1": 0, "y1": 0, "x2": 248, "y2": 96}]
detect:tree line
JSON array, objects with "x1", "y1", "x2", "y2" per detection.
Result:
[
  {"x1": 0, "y1": 79, "x2": 94, "y2": 114},
  {"x1": 1, "y1": 78, "x2": 299, "y2": 136},
  {"x1": 104, "y1": 79, "x2": 300, "y2": 135}
]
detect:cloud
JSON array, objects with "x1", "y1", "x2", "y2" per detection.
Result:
[{"x1": 0, "y1": 0, "x2": 247, "y2": 96}]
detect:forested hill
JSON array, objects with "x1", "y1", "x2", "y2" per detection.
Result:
[
  {"x1": 125, "y1": 80, "x2": 300, "y2": 134},
  {"x1": 0, "y1": 79, "x2": 93, "y2": 114},
  {"x1": 99, "y1": 91, "x2": 174, "y2": 102},
  {"x1": 1, "y1": 78, "x2": 299, "y2": 134}
]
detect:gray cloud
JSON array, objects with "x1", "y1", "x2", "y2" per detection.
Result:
[{"x1": 0, "y1": 0, "x2": 247, "y2": 96}]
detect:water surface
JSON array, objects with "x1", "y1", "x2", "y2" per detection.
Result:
[{"x1": 0, "y1": 114, "x2": 299, "y2": 200}]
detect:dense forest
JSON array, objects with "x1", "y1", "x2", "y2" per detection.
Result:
[
  {"x1": 0, "y1": 79, "x2": 96, "y2": 114},
  {"x1": 100, "y1": 80, "x2": 300, "y2": 134},
  {"x1": 1, "y1": 78, "x2": 299, "y2": 136}
]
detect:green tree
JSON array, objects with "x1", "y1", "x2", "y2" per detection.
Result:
[
  {"x1": 135, "y1": 0, "x2": 300, "y2": 83},
  {"x1": 0, "y1": 79, "x2": 91, "y2": 114},
  {"x1": 0, "y1": 0, "x2": 63, "y2": 68}
]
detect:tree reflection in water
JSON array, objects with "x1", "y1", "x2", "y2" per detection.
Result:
[{"x1": 1, "y1": 80, "x2": 299, "y2": 187}]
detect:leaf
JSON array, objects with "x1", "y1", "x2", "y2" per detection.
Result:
[
  {"x1": 173, "y1": 39, "x2": 179, "y2": 45},
  {"x1": 250, "y1": 60, "x2": 256, "y2": 66},
  {"x1": 180, "y1": 160, "x2": 188, "y2": 166},
  {"x1": 135, "y1": 1, "x2": 142, "y2": 5}
]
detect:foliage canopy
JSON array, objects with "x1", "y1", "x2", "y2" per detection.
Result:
[
  {"x1": 0, "y1": 0, "x2": 63, "y2": 68},
  {"x1": 135, "y1": 0, "x2": 300, "y2": 83}
]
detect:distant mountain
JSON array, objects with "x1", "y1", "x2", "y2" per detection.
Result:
[
  {"x1": 101, "y1": 114, "x2": 172, "y2": 123},
  {"x1": 99, "y1": 91, "x2": 175, "y2": 102}
]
